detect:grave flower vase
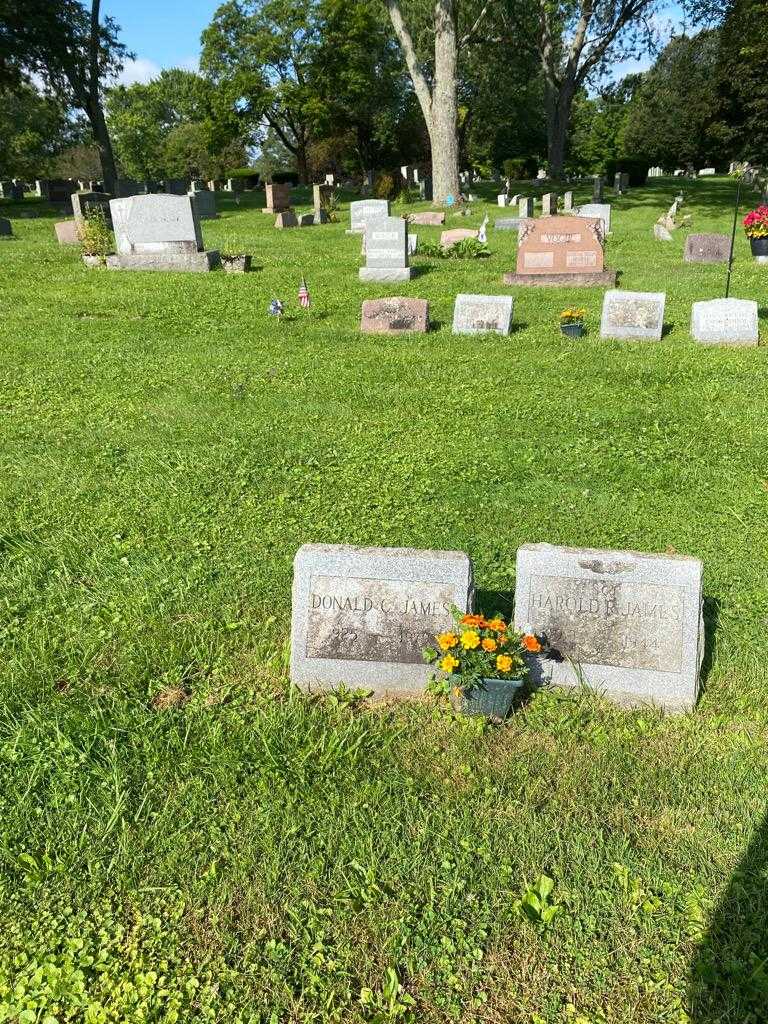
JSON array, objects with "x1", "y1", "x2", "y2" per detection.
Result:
[
  {"x1": 452, "y1": 677, "x2": 524, "y2": 720},
  {"x1": 560, "y1": 322, "x2": 584, "y2": 338},
  {"x1": 749, "y1": 237, "x2": 768, "y2": 259}
]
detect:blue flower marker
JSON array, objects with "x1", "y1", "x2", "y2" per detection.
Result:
[{"x1": 445, "y1": 194, "x2": 455, "y2": 206}]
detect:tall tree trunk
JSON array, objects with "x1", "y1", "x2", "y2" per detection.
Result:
[
  {"x1": 88, "y1": 98, "x2": 118, "y2": 194},
  {"x1": 87, "y1": 0, "x2": 117, "y2": 194},
  {"x1": 545, "y1": 79, "x2": 575, "y2": 179},
  {"x1": 430, "y1": 0, "x2": 461, "y2": 200},
  {"x1": 385, "y1": 0, "x2": 461, "y2": 203}
]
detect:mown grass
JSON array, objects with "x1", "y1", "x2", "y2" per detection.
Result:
[{"x1": 0, "y1": 177, "x2": 767, "y2": 1023}]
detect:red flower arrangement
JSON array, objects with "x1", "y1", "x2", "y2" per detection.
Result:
[{"x1": 743, "y1": 206, "x2": 768, "y2": 239}]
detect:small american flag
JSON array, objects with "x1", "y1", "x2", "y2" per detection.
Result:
[{"x1": 298, "y1": 276, "x2": 311, "y2": 308}]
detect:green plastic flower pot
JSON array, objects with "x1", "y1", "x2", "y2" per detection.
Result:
[
  {"x1": 560, "y1": 322, "x2": 584, "y2": 338},
  {"x1": 453, "y1": 677, "x2": 524, "y2": 720}
]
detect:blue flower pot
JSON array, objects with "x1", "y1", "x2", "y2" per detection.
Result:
[
  {"x1": 453, "y1": 677, "x2": 524, "y2": 720},
  {"x1": 560, "y1": 322, "x2": 584, "y2": 338}
]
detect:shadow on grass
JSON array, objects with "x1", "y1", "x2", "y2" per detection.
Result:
[
  {"x1": 689, "y1": 814, "x2": 768, "y2": 1021},
  {"x1": 698, "y1": 596, "x2": 721, "y2": 697}
]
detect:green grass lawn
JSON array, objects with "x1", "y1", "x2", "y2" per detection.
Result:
[{"x1": 1, "y1": 177, "x2": 768, "y2": 1023}]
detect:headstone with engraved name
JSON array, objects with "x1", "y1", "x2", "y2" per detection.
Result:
[
  {"x1": 106, "y1": 193, "x2": 219, "y2": 272},
  {"x1": 504, "y1": 214, "x2": 615, "y2": 287},
  {"x1": 189, "y1": 188, "x2": 217, "y2": 220},
  {"x1": 600, "y1": 289, "x2": 665, "y2": 340},
  {"x1": 514, "y1": 543, "x2": 704, "y2": 712},
  {"x1": 71, "y1": 191, "x2": 113, "y2": 230},
  {"x1": 691, "y1": 298, "x2": 758, "y2": 346},
  {"x1": 576, "y1": 202, "x2": 611, "y2": 234},
  {"x1": 348, "y1": 198, "x2": 390, "y2": 234},
  {"x1": 684, "y1": 233, "x2": 730, "y2": 263},
  {"x1": 360, "y1": 297, "x2": 428, "y2": 333},
  {"x1": 291, "y1": 543, "x2": 473, "y2": 695},
  {"x1": 360, "y1": 216, "x2": 410, "y2": 281},
  {"x1": 452, "y1": 294, "x2": 514, "y2": 335},
  {"x1": 263, "y1": 183, "x2": 291, "y2": 213}
]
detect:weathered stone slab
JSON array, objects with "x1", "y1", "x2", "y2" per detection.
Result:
[
  {"x1": 495, "y1": 217, "x2": 521, "y2": 231},
  {"x1": 190, "y1": 189, "x2": 217, "y2": 220},
  {"x1": 601, "y1": 289, "x2": 666, "y2": 341},
  {"x1": 299, "y1": 213, "x2": 315, "y2": 227},
  {"x1": 360, "y1": 216, "x2": 411, "y2": 282},
  {"x1": 654, "y1": 224, "x2": 674, "y2": 242},
  {"x1": 698, "y1": 167, "x2": 716, "y2": 176},
  {"x1": 263, "y1": 183, "x2": 291, "y2": 213},
  {"x1": 452, "y1": 293, "x2": 513, "y2": 335},
  {"x1": 106, "y1": 251, "x2": 220, "y2": 272},
  {"x1": 408, "y1": 233, "x2": 418, "y2": 255},
  {"x1": 360, "y1": 298, "x2": 428, "y2": 333},
  {"x1": 291, "y1": 543, "x2": 473, "y2": 695},
  {"x1": 563, "y1": 191, "x2": 573, "y2": 212},
  {"x1": 592, "y1": 177, "x2": 604, "y2": 202},
  {"x1": 514, "y1": 542, "x2": 704, "y2": 712},
  {"x1": 691, "y1": 298, "x2": 758, "y2": 346},
  {"x1": 542, "y1": 193, "x2": 556, "y2": 216},
  {"x1": 440, "y1": 228, "x2": 478, "y2": 248},
  {"x1": 409, "y1": 212, "x2": 444, "y2": 226},
  {"x1": 55, "y1": 220, "x2": 80, "y2": 244},
  {"x1": 0, "y1": 218, "x2": 12, "y2": 237},
  {"x1": 684, "y1": 233, "x2": 730, "y2": 263},
  {"x1": 576, "y1": 203, "x2": 611, "y2": 234},
  {"x1": 71, "y1": 191, "x2": 112, "y2": 229},
  {"x1": 348, "y1": 199, "x2": 390, "y2": 234},
  {"x1": 275, "y1": 211, "x2": 299, "y2": 228},
  {"x1": 519, "y1": 197, "x2": 534, "y2": 218},
  {"x1": 110, "y1": 194, "x2": 203, "y2": 255}
]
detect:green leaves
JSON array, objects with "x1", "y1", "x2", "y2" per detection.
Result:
[{"x1": 515, "y1": 874, "x2": 563, "y2": 928}]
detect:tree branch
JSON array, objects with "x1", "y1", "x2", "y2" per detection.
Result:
[
  {"x1": 460, "y1": 0, "x2": 492, "y2": 47},
  {"x1": 384, "y1": 0, "x2": 433, "y2": 128}
]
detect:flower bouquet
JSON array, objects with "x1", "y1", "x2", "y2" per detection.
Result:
[
  {"x1": 559, "y1": 307, "x2": 586, "y2": 338},
  {"x1": 424, "y1": 611, "x2": 542, "y2": 720},
  {"x1": 743, "y1": 206, "x2": 768, "y2": 258}
]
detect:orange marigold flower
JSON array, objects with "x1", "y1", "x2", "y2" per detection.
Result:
[
  {"x1": 481, "y1": 637, "x2": 497, "y2": 652},
  {"x1": 522, "y1": 634, "x2": 542, "y2": 653},
  {"x1": 437, "y1": 632, "x2": 458, "y2": 651},
  {"x1": 459, "y1": 613, "x2": 487, "y2": 628},
  {"x1": 496, "y1": 654, "x2": 514, "y2": 673},
  {"x1": 485, "y1": 617, "x2": 507, "y2": 632}
]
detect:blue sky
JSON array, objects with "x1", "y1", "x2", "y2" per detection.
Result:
[{"x1": 105, "y1": 0, "x2": 686, "y2": 87}]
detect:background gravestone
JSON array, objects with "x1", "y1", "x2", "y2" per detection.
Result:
[
  {"x1": 684, "y1": 233, "x2": 730, "y2": 263},
  {"x1": 360, "y1": 216, "x2": 410, "y2": 281},
  {"x1": 514, "y1": 542, "x2": 704, "y2": 712},
  {"x1": 360, "y1": 298, "x2": 428, "y2": 333},
  {"x1": 107, "y1": 194, "x2": 219, "y2": 272},
  {"x1": 577, "y1": 203, "x2": 611, "y2": 234},
  {"x1": 495, "y1": 217, "x2": 521, "y2": 231},
  {"x1": 189, "y1": 188, "x2": 218, "y2": 220},
  {"x1": 291, "y1": 544, "x2": 473, "y2": 696},
  {"x1": 452, "y1": 294, "x2": 514, "y2": 335},
  {"x1": 0, "y1": 218, "x2": 12, "y2": 237},
  {"x1": 263, "y1": 183, "x2": 291, "y2": 213},
  {"x1": 691, "y1": 298, "x2": 758, "y2": 346},
  {"x1": 519, "y1": 197, "x2": 534, "y2": 218},
  {"x1": 601, "y1": 290, "x2": 666, "y2": 340},
  {"x1": 71, "y1": 191, "x2": 113, "y2": 230},
  {"x1": 54, "y1": 221, "x2": 79, "y2": 244},
  {"x1": 348, "y1": 199, "x2": 390, "y2": 234}
]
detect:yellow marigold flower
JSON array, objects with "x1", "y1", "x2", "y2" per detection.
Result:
[
  {"x1": 437, "y1": 632, "x2": 458, "y2": 651},
  {"x1": 496, "y1": 654, "x2": 514, "y2": 673},
  {"x1": 440, "y1": 654, "x2": 460, "y2": 673},
  {"x1": 481, "y1": 637, "x2": 497, "y2": 652},
  {"x1": 460, "y1": 630, "x2": 481, "y2": 650}
]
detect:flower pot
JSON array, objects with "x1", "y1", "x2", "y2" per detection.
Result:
[
  {"x1": 560, "y1": 322, "x2": 584, "y2": 338},
  {"x1": 452, "y1": 677, "x2": 524, "y2": 720},
  {"x1": 221, "y1": 254, "x2": 252, "y2": 273},
  {"x1": 750, "y1": 237, "x2": 768, "y2": 259}
]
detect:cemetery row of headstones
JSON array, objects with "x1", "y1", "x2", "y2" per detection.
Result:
[
  {"x1": 290, "y1": 541, "x2": 704, "y2": 713},
  {"x1": 359, "y1": 290, "x2": 758, "y2": 347}
]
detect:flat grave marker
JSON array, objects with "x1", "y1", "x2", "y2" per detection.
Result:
[
  {"x1": 684, "y1": 233, "x2": 730, "y2": 263},
  {"x1": 360, "y1": 297, "x2": 428, "y2": 333},
  {"x1": 514, "y1": 542, "x2": 704, "y2": 712},
  {"x1": 601, "y1": 289, "x2": 666, "y2": 341},
  {"x1": 691, "y1": 298, "x2": 758, "y2": 346},
  {"x1": 452, "y1": 294, "x2": 514, "y2": 335}
]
